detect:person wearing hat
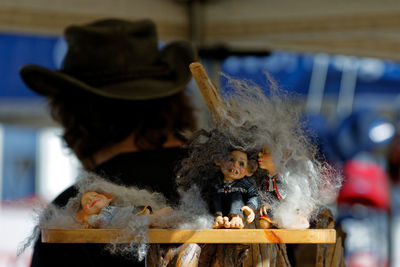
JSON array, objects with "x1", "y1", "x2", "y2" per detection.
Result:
[{"x1": 20, "y1": 18, "x2": 197, "y2": 267}]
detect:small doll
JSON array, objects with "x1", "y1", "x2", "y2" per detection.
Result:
[
  {"x1": 257, "y1": 146, "x2": 285, "y2": 229},
  {"x1": 257, "y1": 146, "x2": 309, "y2": 229},
  {"x1": 212, "y1": 150, "x2": 258, "y2": 229},
  {"x1": 76, "y1": 191, "x2": 171, "y2": 228}
]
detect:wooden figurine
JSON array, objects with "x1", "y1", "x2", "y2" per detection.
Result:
[
  {"x1": 76, "y1": 191, "x2": 170, "y2": 228},
  {"x1": 212, "y1": 150, "x2": 258, "y2": 229}
]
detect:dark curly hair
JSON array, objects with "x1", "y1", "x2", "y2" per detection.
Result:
[
  {"x1": 48, "y1": 89, "x2": 196, "y2": 165},
  {"x1": 176, "y1": 129, "x2": 259, "y2": 191}
]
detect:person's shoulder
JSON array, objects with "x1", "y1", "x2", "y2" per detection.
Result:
[{"x1": 95, "y1": 147, "x2": 187, "y2": 168}]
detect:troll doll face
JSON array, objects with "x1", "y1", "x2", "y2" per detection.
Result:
[{"x1": 219, "y1": 150, "x2": 249, "y2": 181}]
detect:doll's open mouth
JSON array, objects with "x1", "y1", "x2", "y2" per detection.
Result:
[
  {"x1": 229, "y1": 168, "x2": 239, "y2": 175},
  {"x1": 90, "y1": 199, "x2": 100, "y2": 208}
]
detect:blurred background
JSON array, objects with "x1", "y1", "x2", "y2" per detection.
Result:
[{"x1": 1, "y1": 0, "x2": 400, "y2": 266}]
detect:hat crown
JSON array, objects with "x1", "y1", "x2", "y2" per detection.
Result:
[
  {"x1": 61, "y1": 19, "x2": 160, "y2": 76},
  {"x1": 20, "y1": 18, "x2": 197, "y2": 100}
]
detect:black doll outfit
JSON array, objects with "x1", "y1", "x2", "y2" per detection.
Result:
[
  {"x1": 261, "y1": 173, "x2": 287, "y2": 220},
  {"x1": 264, "y1": 173, "x2": 287, "y2": 202},
  {"x1": 213, "y1": 177, "x2": 258, "y2": 218}
]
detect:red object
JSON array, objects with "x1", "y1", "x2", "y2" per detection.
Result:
[
  {"x1": 347, "y1": 251, "x2": 380, "y2": 267},
  {"x1": 337, "y1": 160, "x2": 390, "y2": 210},
  {"x1": 260, "y1": 215, "x2": 273, "y2": 223}
]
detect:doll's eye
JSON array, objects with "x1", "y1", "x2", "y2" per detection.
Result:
[{"x1": 239, "y1": 161, "x2": 245, "y2": 167}]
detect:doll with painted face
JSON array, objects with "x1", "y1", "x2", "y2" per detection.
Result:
[
  {"x1": 212, "y1": 150, "x2": 258, "y2": 229},
  {"x1": 76, "y1": 191, "x2": 170, "y2": 228},
  {"x1": 257, "y1": 146, "x2": 283, "y2": 229},
  {"x1": 257, "y1": 146, "x2": 309, "y2": 229}
]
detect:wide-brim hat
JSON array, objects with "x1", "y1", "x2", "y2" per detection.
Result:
[{"x1": 20, "y1": 18, "x2": 197, "y2": 100}]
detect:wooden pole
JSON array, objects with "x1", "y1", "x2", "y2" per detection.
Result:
[{"x1": 189, "y1": 62, "x2": 227, "y2": 125}]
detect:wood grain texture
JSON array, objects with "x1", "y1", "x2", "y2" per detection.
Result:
[
  {"x1": 0, "y1": 5, "x2": 187, "y2": 38},
  {"x1": 41, "y1": 228, "x2": 336, "y2": 244},
  {"x1": 189, "y1": 62, "x2": 227, "y2": 125}
]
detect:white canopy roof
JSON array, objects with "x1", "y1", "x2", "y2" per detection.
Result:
[{"x1": 0, "y1": 0, "x2": 400, "y2": 60}]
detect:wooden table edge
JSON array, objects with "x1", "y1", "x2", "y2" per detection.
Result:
[{"x1": 41, "y1": 228, "x2": 336, "y2": 244}]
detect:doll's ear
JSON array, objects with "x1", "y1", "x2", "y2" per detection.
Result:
[{"x1": 76, "y1": 209, "x2": 85, "y2": 222}]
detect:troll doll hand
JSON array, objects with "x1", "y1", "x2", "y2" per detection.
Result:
[{"x1": 241, "y1": 206, "x2": 255, "y2": 223}]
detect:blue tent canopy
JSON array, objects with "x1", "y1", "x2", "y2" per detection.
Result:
[
  {"x1": 2, "y1": 32, "x2": 400, "y2": 105},
  {"x1": 221, "y1": 51, "x2": 400, "y2": 106},
  {"x1": 0, "y1": 33, "x2": 62, "y2": 98}
]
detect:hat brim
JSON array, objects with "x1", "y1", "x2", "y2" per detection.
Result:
[{"x1": 20, "y1": 41, "x2": 196, "y2": 100}]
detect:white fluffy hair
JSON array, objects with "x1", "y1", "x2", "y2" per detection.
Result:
[
  {"x1": 21, "y1": 172, "x2": 212, "y2": 260},
  {"x1": 178, "y1": 73, "x2": 342, "y2": 229},
  {"x1": 21, "y1": 73, "x2": 342, "y2": 259},
  {"x1": 221, "y1": 74, "x2": 342, "y2": 227}
]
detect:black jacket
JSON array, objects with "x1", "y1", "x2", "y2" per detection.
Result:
[{"x1": 31, "y1": 147, "x2": 185, "y2": 267}]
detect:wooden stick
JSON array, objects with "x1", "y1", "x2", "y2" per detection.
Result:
[
  {"x1": 41, "y1": 228, "x2": 336, "y2": 244},
  {"x1": 189, "y1": 62, "x2": 227, "y2": 125}
]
